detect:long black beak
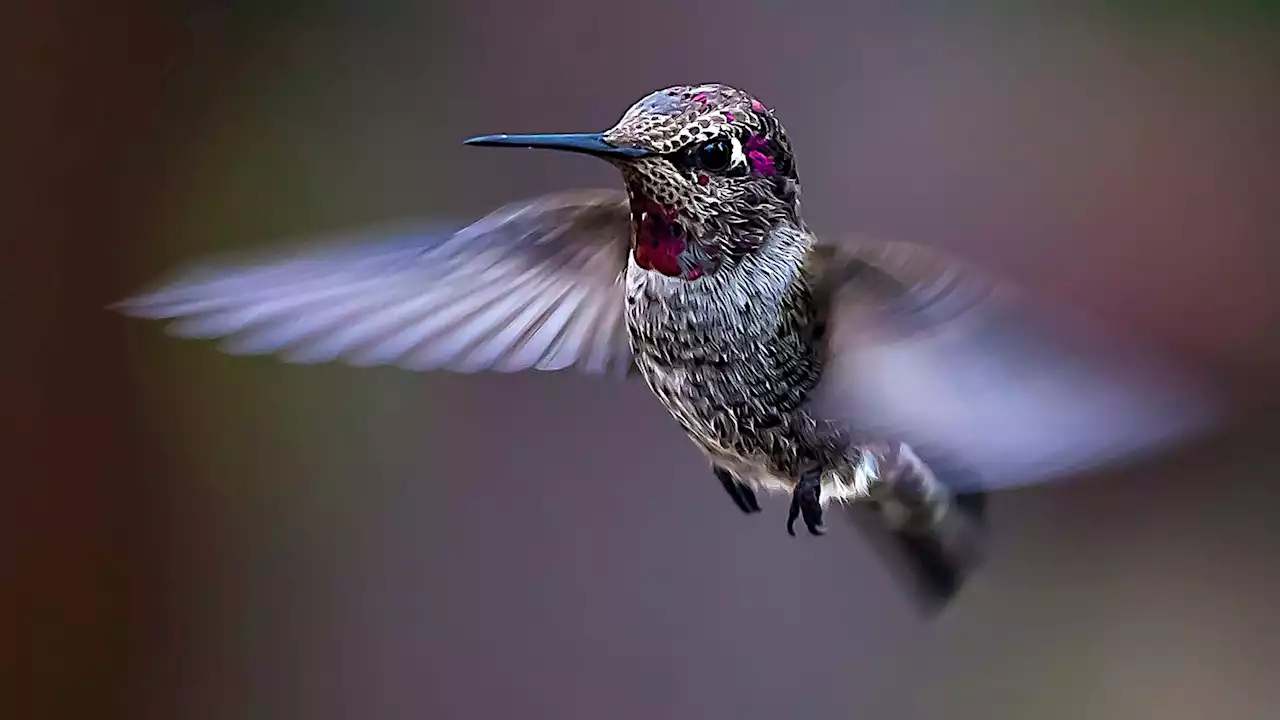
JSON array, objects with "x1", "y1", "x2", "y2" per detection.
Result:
[{"x1": 463, "y1": 132, "x2": 653, "y2": 160}]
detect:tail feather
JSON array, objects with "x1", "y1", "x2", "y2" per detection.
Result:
[{"x1": 846, "y1": 490, "x2": 988, "y2": 613}]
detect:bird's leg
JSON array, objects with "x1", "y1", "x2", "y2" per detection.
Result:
[
  {"x1": 714, "y1": 466, "x2": 761, "y2": 514},
  {"x1": 787, "y1": 467, "x2": 827, "y2": 536}
]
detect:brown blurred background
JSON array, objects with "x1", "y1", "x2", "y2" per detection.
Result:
[{"x1": 6, "y1": 1, "x2": 1280, "y2": 718}]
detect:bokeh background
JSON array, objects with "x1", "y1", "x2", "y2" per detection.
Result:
[{"x1": 7, "y1": 1, "x2": 1280, "y2": 718}]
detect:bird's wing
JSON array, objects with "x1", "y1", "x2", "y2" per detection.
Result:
[
  {"x1": 115, "y1": 189, "x2": 636, "y2": 376},
  {"x1": 805, "y1": 236, "x2": 1223, "y2": 491}
]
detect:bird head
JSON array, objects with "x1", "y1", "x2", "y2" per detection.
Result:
[{"x1": 465, "y1": 83, "x2": 802, "y2": 280}]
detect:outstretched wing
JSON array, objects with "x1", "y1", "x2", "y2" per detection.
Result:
[
  {"x1": 115, "y1": 190, "x2": 636, "y2": 376},
  {"x1": 807, "y1": 236, "x2": 1222, "y2": 491}
]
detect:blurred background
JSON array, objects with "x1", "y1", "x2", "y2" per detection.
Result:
[{"x1": 6, "y1": 1, "x2": 1280, "y2": 718}]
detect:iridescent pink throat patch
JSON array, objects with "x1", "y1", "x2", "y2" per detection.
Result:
[{"x1": 630, "y1": 195, "x2": 690, "y2": 278}]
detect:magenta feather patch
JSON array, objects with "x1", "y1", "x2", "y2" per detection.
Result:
[
  {"x1": 629, "y1": 195, "x2": 687, "y2": 278},
  {"x1": 744, "y1": 135, "x2": 776, "y2": 176}
]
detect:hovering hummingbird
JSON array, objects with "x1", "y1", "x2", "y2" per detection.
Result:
[{"x1": 115, "y1": 83, "x2": 1218, "y2": 610}]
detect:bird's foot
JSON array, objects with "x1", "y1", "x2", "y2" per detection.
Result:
[
  {"x1": 787, "y1": 468, "x2": 826, "y2": 536},
  {"x1": 715, "y1": 466, "x2": 761, "y2": 514}
]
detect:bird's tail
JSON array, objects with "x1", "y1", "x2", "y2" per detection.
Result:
[
  {"x1": 843, "y1": 447, "x2": 989, "y2": 613},
  {"x1": 893, "y1": 491, "x2": 987, "y2": 608}
]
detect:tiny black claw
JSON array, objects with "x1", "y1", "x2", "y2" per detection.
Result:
[
  {"x1": 715, "y1": 467, "x2": 761, "y2": 514},
  {"x1": 787, "y1": 469, "x2": 826, "y2": 536}
]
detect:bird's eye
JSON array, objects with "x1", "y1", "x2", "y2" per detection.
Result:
[{"x1": 694, "y1": 138, "x2": 733, "y2": 172}]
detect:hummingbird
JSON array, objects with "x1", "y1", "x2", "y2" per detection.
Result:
[{"x1": 115, "y1": 83, "x2": 1218, "y2": 610}]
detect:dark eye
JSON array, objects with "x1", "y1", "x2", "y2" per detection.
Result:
[{"x1": 694, "y1": 137, "x2": 733, "y2": 172}]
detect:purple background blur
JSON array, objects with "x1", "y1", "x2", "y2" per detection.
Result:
[{"x1": 6, "y1": 1, "x2": 1280, "y2": 718}]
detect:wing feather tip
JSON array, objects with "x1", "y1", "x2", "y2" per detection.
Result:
[
  {"x1": 109, "y1": 295, "x2": 175, "y2": 319},
  {"x1": 116, "y1": 190, "x2": 636, "y2": 379}
]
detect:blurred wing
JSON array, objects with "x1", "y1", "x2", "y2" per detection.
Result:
[
  {"x1": 808, "y1": 236, "x2": 1222, "y2": 491},
  {"x1": 115, "y1": 189, "x2": 636, "y2": 376}
]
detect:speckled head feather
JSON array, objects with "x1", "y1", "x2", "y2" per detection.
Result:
[
  {"x1": 598, "y1": 84, "x2": 802, "y2": 280},
  {"x1": 461, "y1": 83, "x2": 801, "y2": 280}
]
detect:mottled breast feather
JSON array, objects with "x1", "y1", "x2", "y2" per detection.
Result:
[{"x1": 624, "y1": 224, "x2": 851, "y2": 479}]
